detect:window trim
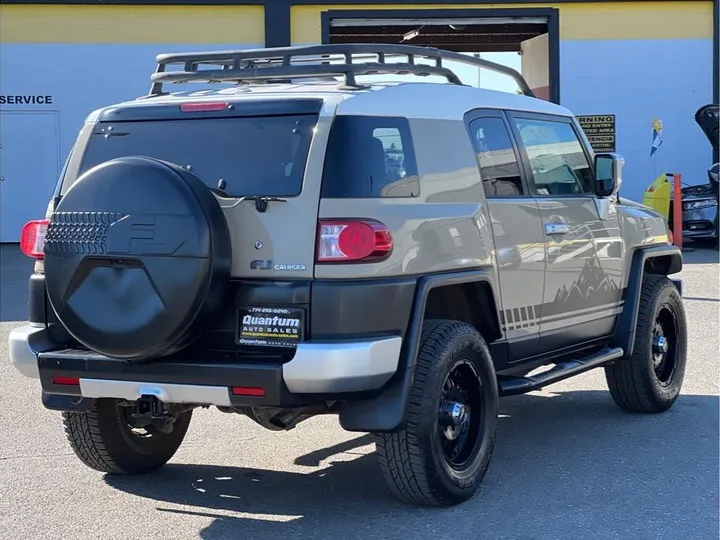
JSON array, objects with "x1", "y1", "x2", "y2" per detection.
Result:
[
  {"x1": 463, "y1": 108, "x2": 533, "y2": 200},
  {"x1": 505, "y1": 110, "x2": 597, "y2": 199}
]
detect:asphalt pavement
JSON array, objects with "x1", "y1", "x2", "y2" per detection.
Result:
[{"x1": 1, "y1": 243, "x2": 718, "y2": 540}]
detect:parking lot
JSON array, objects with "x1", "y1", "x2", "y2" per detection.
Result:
[{"x1": 1, "y1": 243, "x2": 718, "y2": 540}]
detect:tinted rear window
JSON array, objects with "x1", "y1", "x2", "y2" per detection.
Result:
[
  {"x1": 321, "y1": 115, "x2": 419, "y2": 198},
  {"x1": 78, "y1": 115, "x2": 317, "y2": 197}
]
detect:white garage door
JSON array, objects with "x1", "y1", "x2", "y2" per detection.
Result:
[{"x1": 0, "y1": 111, "x2": 60, "y2": 243}]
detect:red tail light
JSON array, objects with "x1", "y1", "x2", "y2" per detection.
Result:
[
  {"x1": 180, "y1": 102, "x2": 229, "y2": 112},
  {"x1": 231, "y1": 386, "x2": 266, "y2": 397},
  {"x1": 52, "y1": 376, "x2": 80, "y2": 386},
  {"x1": 20, "y1": 219, "x2": 49, "y2": 259},
  {"x1": 316, "y1": 219, "x2": 393, "y2": 262}
]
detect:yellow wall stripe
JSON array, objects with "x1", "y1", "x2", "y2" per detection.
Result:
[
  {"x1": 1, "y1": 2, "x2": 711, "y2": 45},
  {"x1": 0, "y1": 5, "x2": 265, "y2": 44},
  {"x1": 291, "y1": 2, "x2": 713, "y2": 43}
]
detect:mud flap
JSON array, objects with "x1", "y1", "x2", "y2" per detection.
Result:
[{"x1": 338, "y1": 269, "x2": 498, "y2": 433}]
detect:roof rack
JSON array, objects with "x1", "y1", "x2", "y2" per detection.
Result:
[{"x1": 147, "y1": 43, "x2": 535, "y2": 98}]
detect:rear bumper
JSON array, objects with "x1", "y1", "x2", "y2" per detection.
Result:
[
  {"x1": 9, "y1": 324, "x2": 402, "y2": 407},
  {"x1": 682, "y1": 205, "x2": 718, "y2": 239},
  {"x1": 8, "y1": 324, "x2": 51, "y2": 379}
]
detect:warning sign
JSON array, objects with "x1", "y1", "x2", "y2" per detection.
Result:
[{"x1": 577, "y1": 115, "x2": 616, "y2": 153}]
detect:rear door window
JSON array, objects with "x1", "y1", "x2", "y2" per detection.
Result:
[
  {"x1": 321, "y1": 115, "x2": 419, "y2": 198},
  {"x1": 468, "y1": 116, "x2": 526, "y2": 197},
  {"x1": 77, "y1": 114, "x2": 317, "y2": 197}
]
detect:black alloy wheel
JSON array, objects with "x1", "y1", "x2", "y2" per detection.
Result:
[{"x1": 438, "y1": 359, "x2": 485, "y2": 472}]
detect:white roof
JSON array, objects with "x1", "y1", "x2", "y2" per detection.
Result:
[
  {"x1": 333, "y1": 81, "x2": 573, "y2": 120},
  {"x1": 87, "y1": 79, "x2": 575, "y2": 123}
]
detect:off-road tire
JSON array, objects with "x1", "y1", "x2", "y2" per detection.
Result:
[
  {"x1": 605, "y1": 275, "x2": 687, "y2": 413},
  {"x1": 62, "y1": 398, "x2": 192, "y2": 474},
  {"x1": 374, "y1": 320, "x2": 499, "y2": 507}
]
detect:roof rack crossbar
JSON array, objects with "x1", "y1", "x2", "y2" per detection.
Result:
[{"x1": 147, "y1": 43, "x2": 535, "y2": 97}]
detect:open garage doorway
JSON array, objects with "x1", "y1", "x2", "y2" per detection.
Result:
[{"x1": 321, "y1": 8, "x2": 559, "y2": 104}]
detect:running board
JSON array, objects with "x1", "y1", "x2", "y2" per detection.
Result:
[{"x1": 498, "y1": 347, "x2": 624, "y2": 397}]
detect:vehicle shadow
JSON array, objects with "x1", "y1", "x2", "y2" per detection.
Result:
[
  {"x1": 104, "y1": 390, "x2": 719, "y2": 540},
  {"x1": 0, "y1": 244, "x2": 34, "y2": 322}
]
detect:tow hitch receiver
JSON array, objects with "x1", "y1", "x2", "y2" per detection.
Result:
[{"x1": 130, "y1": 395, "x2": 177, "y2": 434}]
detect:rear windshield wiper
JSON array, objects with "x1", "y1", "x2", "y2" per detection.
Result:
[
  {"x1": 238, "y1": 195, "x2": 288, "y2": 213},
  {"x1": 208, "y1": 180, "x2": 287, "y2": 212}
]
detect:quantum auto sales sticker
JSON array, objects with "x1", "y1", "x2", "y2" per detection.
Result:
[{"x1": 237, "y1": 306, "x2": 303, "y2": 348}]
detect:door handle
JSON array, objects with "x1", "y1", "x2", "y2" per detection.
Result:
[{"x1": 545, "y1": 222, "x2": 569, "y2": 235}]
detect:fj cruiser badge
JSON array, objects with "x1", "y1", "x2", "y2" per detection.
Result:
[{"x1": 250, "y1": 260, "x2": 306, "y2": 271}]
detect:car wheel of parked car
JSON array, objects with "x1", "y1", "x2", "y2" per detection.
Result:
[
  {"x1": 605, "y1": 275, "x2": 687, "y2": 413},
  {"x1": 374, "y1": 320, "x2": 498, "y2": 507},
  {"x1": 62, "y1": 399, "x2": 192, "y2": 474}
]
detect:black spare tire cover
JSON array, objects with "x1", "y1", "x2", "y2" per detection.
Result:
[{"x1": 44, "y1": 156, "x2": 232, "y2": 361}]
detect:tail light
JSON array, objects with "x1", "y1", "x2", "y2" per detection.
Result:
[
  {"x1": 20, "y1": 219, "x2": 49, "y2": 259},
  {"x1": 52, "y1": 376, "x2": 80, "y2": 386},
  {"x1": 316, "y1": 219, "x2": 393, "y2": 262}
]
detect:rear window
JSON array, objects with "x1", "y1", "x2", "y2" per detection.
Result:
[
  {"x1": 77, "y1": 115, "x2": 317, "y2": 197},
  {"x1": 321, "y1": 115, "x2": 419, "y2": 198}
]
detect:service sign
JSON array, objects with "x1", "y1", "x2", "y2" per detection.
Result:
[
  {"x1": 577, "y1": 114, "x2": 616, "y2": 153},
  {"x1": 237, "y1": 306, "x2": 304, "y2": 348}
]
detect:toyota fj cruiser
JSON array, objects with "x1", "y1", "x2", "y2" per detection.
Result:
[{"x1": 9, "y1": 44, "x2": 687, "y2": 507}]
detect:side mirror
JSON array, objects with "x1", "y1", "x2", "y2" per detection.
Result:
[
  {"x1": 708, "y1": 163, "x2": 719, "y2": 198},
  {"x1": 708, "y1": 163, "x2": 719, "y2": 185},
  {"x1": 594, "y1": 152, "x2": 624, "y2": 198}
]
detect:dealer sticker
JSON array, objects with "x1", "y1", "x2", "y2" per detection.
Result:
[{"x1": 237, "y1": 306, "x2": 304, "y2": 348}]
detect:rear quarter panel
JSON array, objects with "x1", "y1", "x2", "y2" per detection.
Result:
[{"x1": 315, "y1": 117, "x2": 498, "y2": 283}]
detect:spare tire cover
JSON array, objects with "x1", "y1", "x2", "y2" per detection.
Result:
[{"x1": 44, "y1": 156, "x2": 232, "y2": 361}]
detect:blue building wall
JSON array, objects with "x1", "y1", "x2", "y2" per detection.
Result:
[{"x1": 561, "y1": 38, "x2": 714, "y2": 202}]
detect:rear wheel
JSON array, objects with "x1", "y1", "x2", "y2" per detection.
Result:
[
  {"x1": 62, "y1": 398, "x2": 192, "y2": 474},
  {"x1": 374, "y1": 320, "x2": 498, "y2": 507},
  {"x1": 605, "y1": 275, "x2": 687, "y2": 413}
]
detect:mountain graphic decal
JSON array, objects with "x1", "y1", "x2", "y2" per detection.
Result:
[{"x1": 545, "y1": 255, "x2": 621, "y2": 318}]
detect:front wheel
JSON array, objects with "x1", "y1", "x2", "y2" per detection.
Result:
[
  {"x1": 62, "y1": 398, "x2": 192, "y2": 474},
  {"x1": 605, "y1": 275, "x2": 687, "y2": 413},
  {"x1": 374, "y1": 320, "x2": 499, "y2": 507}
]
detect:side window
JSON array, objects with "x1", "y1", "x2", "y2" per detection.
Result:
[
  {"x1": 321, "y1": 116, "x2": 419, "y2": 198},
  {"x1": 512, "y1": 117, "x2": 594, "y2": 196},
  {"x1": 468, "y1": 116, "x2": 525, "y2": 197}
]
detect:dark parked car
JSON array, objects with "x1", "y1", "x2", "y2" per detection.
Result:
[{"x1": 670, "y1": 104, "x2": 718, "y2": 246}]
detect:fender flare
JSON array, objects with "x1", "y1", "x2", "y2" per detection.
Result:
[
  {"x1": 338, "y1": 269, "x2": 499, "y2": 433},
  {"x1": 611, "y1": 244, "x2": 683, "y2": 356}
]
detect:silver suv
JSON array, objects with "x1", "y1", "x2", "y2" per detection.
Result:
[{"x1": 8, "y1": 44, "x2": 687, "y2": 507}]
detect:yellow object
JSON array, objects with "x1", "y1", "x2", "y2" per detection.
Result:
[{"x1": 642, "y1": 173, "x2": 672, "y2": 219}]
